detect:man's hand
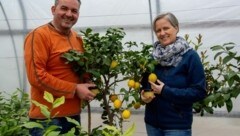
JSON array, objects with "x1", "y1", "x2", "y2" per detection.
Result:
[{"x1": 76, "y1": 83, "x2": 96, "y2": 101}]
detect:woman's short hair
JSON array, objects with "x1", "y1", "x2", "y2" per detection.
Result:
[{"x1": 153, "y1": 12, "x2": 179, "y2": 32}]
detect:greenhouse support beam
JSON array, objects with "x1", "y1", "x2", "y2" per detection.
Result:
[
  {"x1": 19, "y1": 0, "x2": 28, "y2": 92},
  {"x1": 148, "y1": 0, "x2": 154, "y2": 44},
  {"x1": 0, "y1": 1, "x2": 22, "y2": 90}
]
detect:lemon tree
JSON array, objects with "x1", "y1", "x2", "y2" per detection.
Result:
[{"x1": 62, "y1": 27, "x2": 157, "y2": 134}]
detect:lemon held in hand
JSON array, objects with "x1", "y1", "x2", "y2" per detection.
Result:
[
  {"x1": 143, "y1": 91, "x2": 154, "y2": 98},
  {"x1": 148, "y1": 73, "x2": 157, "y2": 83},
  {"x1": 89, "y1": 87, "x2": 100, "y2": 96}
]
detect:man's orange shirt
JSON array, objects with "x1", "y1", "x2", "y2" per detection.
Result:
[{"x1": 24, "y1": 23, "x2": 84, "y2": 119}]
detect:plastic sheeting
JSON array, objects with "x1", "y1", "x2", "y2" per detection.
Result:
[{"x1": 0, "y1": 0, "x2": 240, "y2": 111}]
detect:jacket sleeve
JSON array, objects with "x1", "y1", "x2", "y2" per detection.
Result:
[
  {"x1": 161, "y1": 51, "x2": 207, "y2": 104},
  {"x1": 24, "y1": 30, "x2": 76, "y2": 98}
]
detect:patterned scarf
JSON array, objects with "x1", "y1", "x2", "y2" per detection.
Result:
[{"x1": 152, "y1": 36, "x2": 192, "y2": 67}]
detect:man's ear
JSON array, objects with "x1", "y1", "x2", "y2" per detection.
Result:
[{"x1": 51, "y1": 6, "x2": 55, "y2": 15}]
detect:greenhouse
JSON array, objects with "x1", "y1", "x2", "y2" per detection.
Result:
[{"x1": 1, "y1": 0, "x2": 240, "y2": 135}]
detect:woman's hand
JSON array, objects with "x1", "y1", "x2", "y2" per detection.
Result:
[
  {"x1": 149, "y1": 79, "x2": 165, "y2": 95},
  {"x1": 141, "y1": 90, "x2": 155, "y2": 103}
]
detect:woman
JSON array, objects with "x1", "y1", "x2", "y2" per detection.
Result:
[{"x1": 141, "y1": 12, "x2": 206, "y2": 136}]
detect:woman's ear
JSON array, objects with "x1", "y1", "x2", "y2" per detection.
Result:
[{"x1": 175, "y1": 26, "x2": 179, "y2": 33}]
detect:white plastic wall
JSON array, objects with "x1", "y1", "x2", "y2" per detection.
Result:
[{"x1": 0, "y1": 0, "x2": 239, "y2": 113}]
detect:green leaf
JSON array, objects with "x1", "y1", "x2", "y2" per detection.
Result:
[
  {"x1": 226, "y1": 99, "x2": 233, "y2": 112},
  {"x1": 213, "y1": 51, "x2": 223, "y2": 60},
  {"x1": 203, "y1": 106, "x2": 214, "y2": 114},
  {"x1": 65, "y1": 128, "x2": 76, "y2": 136},
  {"x1": 32, "y1": 100, "x2": 48, "y2": 110},
  {"x1": 223, "y1": 42, "x2": 235, "y2": 46},
  {"x1": 223, "y1": 56, "x2": 233, "y2": 64},
  {"x1": 203, "y1": 94, "x2": 215, "y2": 104},
  {"x1": 44, "y1": 125, "x2": 60, "y2": 136},
  {"x1": 223, "y1": 93, "x2": 230, "y2": 100},
  {"x1": 123, "y1": 123, "x2": 136, "y2": 136},
  {"x1": 231, "y1": 89, "x2": 240, "y2": 98},
  {"x1": 44, "y1": 131, "x2": 61, "y2": 136},
  {"x1": 210, "y1": 45, "x2": 224, "y2": 51},
  {"x1": 22, "y1": 122, "x2": 44, "y2": 129},
  {"x1": 73, "y1": 56, "x2": 80, "y2": 61},
  {"x1": 66, "y1": 117, "x2": 80, "y2": 126},
  {"x1": 88, "y1": 70, "x2": 101, "y2": 78},
  {"x1": 53, "y1": 96, "x2": 65, "y2": 109},
  {"x1": 225, "y1": 46, "x2": 234, "y2": 51},
  {"x1": 32, "y1": 100, "x2": 50, "y2": 118},
  {"x1": 146, "y1": 63, "x2": 155, "y2": 72},
  {"x1": 227, "y1": 78, "x2": 234, "y2": 87},
  {"x1": 41, "y1": 106, "x2": 51, "y2": 118},
  {"x1": 44, "y1": 91, "x2": 54, "y2": 104},
  {"x1": 102, "y1": 125, "x2": 121, "y2": 136},
  {"x1": 86, "y1": 28, "x2": 92, "y2": 34}
]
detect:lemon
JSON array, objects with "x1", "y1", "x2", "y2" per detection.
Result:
[
  {"x1": 143, "y1": 91, "x2": 154, "y2": 98},
  {"x1": 148, "y1": 73, "x2": 157, "y2": 83},
  {"x1": 122, "y1": 109, "x2": 131, "y2": 119},
  {"x1": 109, "y1": 94, "x2": 118, "y2": 102},
  {"x1": 110, "y1": 60, "x2": 118, "y2": 69},
  {"x1": 133, "y1": 102, "x2": 141, "y2": 109},
  {"x1": 91, "y1": 88, "x2": 100, "y2": 95},
  {"x1": 134, "y1": 82, "x2": 140, "y2": 90},
  {"x1": 127, "y1": 79, "x2": 135, "y2": 88},
  {"x1": 113, "y1": 99, "x2": 122, "y2": 109}
]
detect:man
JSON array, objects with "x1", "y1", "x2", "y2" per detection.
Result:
[{"x1": 24, "y1": 0, "x2": 95, "y2": 135}]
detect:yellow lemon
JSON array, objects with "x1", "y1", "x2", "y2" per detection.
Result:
[
  {"x1": 133, "y1": 102, "x2": 141, "y2": 109},
  {"x1": 109, "y1": 94, "x2": 118, "y2": 102},
  {"x1": 134, "y1": 82, "x2": 140, "y2": 90},
  {"x1": 91, "y1": 88, "x2": 100, "y2": 95},
  {"x1": 148, "y1": 73, "x2": 157, "y2": 83},
  {"x1": 143, "y1": 91, "x2": 154, "y2": 98},
  {"x1": 122, "y1": 109, "x2": 131, "y2": 119},
  {"x1": 110, "y1": 60, "x2": 118, "y2": 69},
  {"x1": 128, "y1": 80, "x2": 135, "y2": 88},
  {"x1": 113, "y1": 99, "x2": 122, "y2": 109}
]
